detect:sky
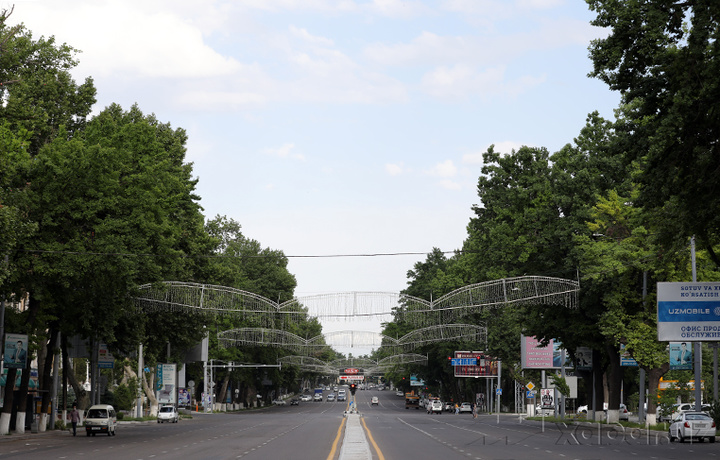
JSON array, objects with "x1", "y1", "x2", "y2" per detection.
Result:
[{"x1": 8, "y1": 0, "x2": 621, "y2": 355}]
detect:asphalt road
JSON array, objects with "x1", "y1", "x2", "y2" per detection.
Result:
[{"x1": 1, "y1": 389, "x2": 719, "y2": 460}]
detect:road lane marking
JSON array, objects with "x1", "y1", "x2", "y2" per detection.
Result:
[
  {"x1": 327, "y1": 415, "x2": 347, "y2": 460},
  {"x1": 360, "y1": 416, "x2": 385, "y2": 460}
]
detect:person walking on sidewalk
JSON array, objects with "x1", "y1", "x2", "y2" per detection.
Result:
[{"x1": 70, "y1": 403, "x2": 80, "y2": 436}]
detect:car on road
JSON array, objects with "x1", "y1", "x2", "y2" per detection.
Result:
[
  {"x1": 313, "y1": 393, "x2": 323, "y2": 402},
  {"x1": 327, "y1": 393, "x2": 336, "y2": 402},
  {"x1": 85, "y1": 404, "x2": 117, "y2": 436},
  {"x1": 459, "y1": 402, "x2": 473, "y2": 413},
  {"x1": 396, "y1": 390, "x2": 404, "y2": 397},
  {"x1": 337, "y1": 393, "x2": 347, "y2": 402},
  {"x1": 157, "y1": 405, "x2": 179, "y2": 423},
  {"x1": 272, "y1": 398, "x2": 286, "y2": 405},
  {"x1": 669, "y1": 411, "x2": 716, "y2": 443},
  {"x1": 428, "y1": 400, "x2": 443, "y2": 414},
  {"x1": 290, "y1": 398, "x2": 300, "y2": 405},
  {"x1": 445, "y1": 402, "x2": 454, "y2": 412},
  {"x1": 301, "y1": 394, "x2": 312, "y2": 402},
  {"x1": 371, "y1": 396, "x2": 379, "y2": 405}
]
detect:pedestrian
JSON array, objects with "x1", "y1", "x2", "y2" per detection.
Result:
[
  {"x1": 70, "y1": 403, "x2": 80, "y2": 436},
  {"x1": 472, "y1": 403, "x2": 477, "y2": 419},
  {"x1": 454, "y1": 403, "x2": 459, "y2": 415}
]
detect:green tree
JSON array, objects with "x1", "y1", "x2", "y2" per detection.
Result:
[{"x1": 587, "y1": 0, "x2": 720, "y2": 265}]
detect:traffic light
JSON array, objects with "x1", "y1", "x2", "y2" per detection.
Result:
[{"x1": 350, "y1": 383, "x2": 357, "y2": 395}]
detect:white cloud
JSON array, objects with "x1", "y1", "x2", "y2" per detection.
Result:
[
  {"x1": 438, "y1": 179, "x2": 462, "y2": 190},
  {"x1": 12, "y1": 1, "x2": 242, "y2": 80},
  {"x1": 462, "y1": 151, "x2": 485, "y2": 165},
  {"x1": 427, "y1": 160, "x2": 457, "y2": 178},
  {"x1": 289, "y1": 26, "x2": 335, "y2": 46},
  {"x1": 385, "y1": 163, "x2": 404, "y2": 176},
  {"x1": 263, "y1": 143, "x2": 305, "y2": 161}
]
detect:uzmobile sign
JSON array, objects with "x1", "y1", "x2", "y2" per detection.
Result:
[{"x1": 657, "y1": 282, "x2": 720, "y2": 341}]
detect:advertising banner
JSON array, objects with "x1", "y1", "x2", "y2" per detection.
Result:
[
  {"x1": 669, "y1": 342, "x2": 693, "y2": 370},
  {"x1": 657, "y1": 282, "x2": 720, "y2": 341},
  {"x1": 98, "y1": 343, "x2": 115, "y2": 369},
  {"x1": 575, "y1": 347, "x2": 592, "y2": 371},
  {"x1": 178, "y1": 388, "x2": 191, "y2": 406},
  {"x1": 156, "y1": 363, "x2": 177, "y2": 405},
  {"x1": 540, "y1": 388, "x2": 554, "y2": 408},
  {"x1": 453, "y1": 351, "x2": 498, "y2": 378},
  {"x1": 620, "y1": 344, "x2": 638, "y2": 367},
  {"x1": 521, "y1": 336, "x2": 553, "y2": 369},
  {"x1": 3, "y1": 333, "x2": 28, "y2": 369},
  {"x1": 410, "y1": 374, "x2": 424, "y2": 386}
]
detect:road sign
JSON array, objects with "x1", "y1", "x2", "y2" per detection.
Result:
[
  {"x1": 496, "y1": 388, "x2": 502, "y2": 395},
  {"x1": 526, "y1": 382, "x2": 535, "y2": 391},
  {"x1": 526, "y1": 391, "x2": 535, "y2": 399}
]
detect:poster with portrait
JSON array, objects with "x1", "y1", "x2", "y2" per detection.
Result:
[
  {"x1": 669, "y1": 342, "x2": 693, "y2": 370},
  {"x1": 575, "y1": 347, "x2": 593, "y2": 371},
  {"x1": 3, "y1": 333, "x2": 28, "y2": 369},
  {"x1": 540, "y1": 388, "x2": 554, "y2": 408}
]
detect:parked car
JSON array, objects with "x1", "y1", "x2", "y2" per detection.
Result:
[
  {"x1": 459, "y1": 402, "x2": 473, "y2": 413},
  {"x1": 660, "y1": 402, "x2": 710, "y2": 422},
  {"x1": 444, "y1": 402, "x2": 454, "y2": 412},
  {"x1": 396, "y1": 390, "x2": 404, "y2": 397},
  {"x1": 371, "y1": 396, "x2": 379, "y2": 405},
  {"x1": 669, "y1": 411, "x2": 716, "y2": 443},
  {"x1": 84, "y1": 404, "x2": 117, "y2": 436},
  {"x1": 428, "y1": 400, "x2": 443, "y2": 414},
  {"x1": 157, "y1": 405, "x2": 179, "y2": 423}
]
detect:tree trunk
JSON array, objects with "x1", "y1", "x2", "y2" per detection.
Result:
[
  {"x1": 64, "y1": 351, "x2": 89, "y2": 410},
  {"x1": 646, "y1": 364, "x2": 669, "y2": 426},
  {"x1": 218, "y1": 374, "x2": 230, "y2": 408},
  {"x1": 15, "y1": 292, "x2": 40, "y2": 434},
  {"x1": 39, "y1": 326, "x2": 59, "y2": 432},
  {"x1": 142, "y1": 367, "x2": 158, "y2": 416},
  {"x1": 604, "y1": 343, "x2": 622, "y2": 423},
  {"x1": 0, "y1": 368, "x2": 18, "y2": 435}
]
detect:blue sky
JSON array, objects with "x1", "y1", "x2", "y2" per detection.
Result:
[{"x1": 10, "y1": 0, "x2": 620, "y2": 351}]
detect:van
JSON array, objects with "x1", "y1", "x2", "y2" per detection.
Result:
[{"x1": 84, "y1": 404, "x2": 117, "y2": 436}]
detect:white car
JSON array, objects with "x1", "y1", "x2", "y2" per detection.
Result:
[
  {"x1": 428, "y1": 400, "x2": 443, "y2": 414},
  {"x1": 459, "y1": 402, "x2": 473, "y2": 413},
  {"x1": 157, "y1": 405, "x2": 179, "y2": 423},
  {"x1": 272, "y1": 398, "x2": 286, "y2": 405},
  {"x1": 396, "y1": 390, "x2": 404, "y2": 397},
  {"x1": 371, "y1": 396, "x2": 379, "y2": 405},
  {"x1": 300, "y1": 394, "x2": 312, "y2": 402},
  {"x1": 313, "y1": 393, "x2": 323, "y2": 402},
  {"x1": 669, "y1": 411, "x2": 716, "y2": 443}
]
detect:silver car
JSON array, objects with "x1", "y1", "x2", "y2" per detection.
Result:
[{"x1": 669, "y1": 411, "x2": 716, "y2": 443}]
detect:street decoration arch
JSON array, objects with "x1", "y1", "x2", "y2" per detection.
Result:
[
  {"x1": 217, "y1": 324, "x2": 487, "y2": 356},
  {"x1": 135, "y1": 276, "x2": 578, "y2": 328},
  {"x1": 277, "y1": 353, "x2": 428, "y2": 375}
]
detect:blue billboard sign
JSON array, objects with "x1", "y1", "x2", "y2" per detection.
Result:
[{"x1": 657, "y1": 282, "x2": 720, "y2": 341}]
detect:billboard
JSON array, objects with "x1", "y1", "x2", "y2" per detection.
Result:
[
  {"x1": 669, "y1": 342, "x2": 693, "y2": 370},
  {"x1": 453, "y1": 351, "x2": 498, "y2": 378},
  {"x1": 657, "y1": 282, "x2": 720, "y2": 341},
  {"x1": 575, "y1": 347, "x2": 593, "y2": 371},
  {"x1": 98, "y1": 343, "x2": 115, "y2": 369},
  {"x1": 3, "y1": 333, "x2": 28, "y2": 369},
  {"x1": 156, "y1": 363, "x2": 177, "y2": 405},
  {"x1": 521, "y1": 336, "x2": 572, "y2": 369}
]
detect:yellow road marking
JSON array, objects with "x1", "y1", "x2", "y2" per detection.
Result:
[
  {"x1": 361, "y1": 416, "x2": 385, "y2": 460},
  {"x1": 327, "y1": 416, "x2": 347, "y2": 460}
]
